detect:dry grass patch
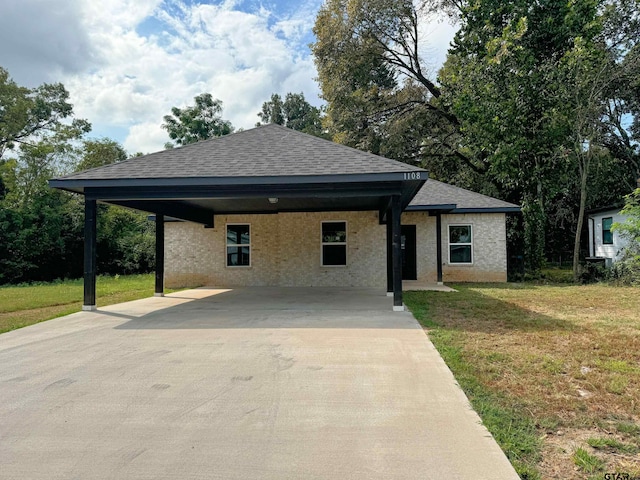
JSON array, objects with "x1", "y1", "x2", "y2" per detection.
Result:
[{"x1": 405, "y1": 283, "x2": 640, "y2": 479}]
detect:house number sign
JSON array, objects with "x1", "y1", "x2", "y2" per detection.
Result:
[{"x1": 403, "y1": 172, "x2": 422, "y2": 180}]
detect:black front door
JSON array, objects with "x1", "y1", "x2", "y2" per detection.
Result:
[{"x1": 401, "y1": 225, "x2": 417, "y2": 280}]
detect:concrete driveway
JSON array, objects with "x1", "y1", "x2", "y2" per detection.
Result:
[{"x1": 0, "y1": 287, "x2": 519, "y2": 479}]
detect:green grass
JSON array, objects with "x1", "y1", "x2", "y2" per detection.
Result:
[
  {"x1": 573, "y1": 447, "x2": 605, "y2": 474},
  {"x1": 0, "y1": 274, "x2": 182, "y2": 334},
  {"x1": 616, "y1": 421, "x2": 640, "y2": 436},
  {"x1": 587, "y1": 437, "x2": 639, "y2": 455}
]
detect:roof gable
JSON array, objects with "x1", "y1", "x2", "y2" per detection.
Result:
[{"x1": 56, "y1": 124, "x2": 422, "y2": 181}]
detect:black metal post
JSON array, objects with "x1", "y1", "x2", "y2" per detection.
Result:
[
  {"x1": 386, "y1": 216, "x2": 392, "y2": 294},
  {"x1": 155, "y1": 214, "x2": 165, "y2": 297},
  {"x1": 391, "y1": 195, "x2": 403, "y2": 310},
  {"x1": 436, "y1": 212, "x2": 443, "y2": 284},
  {"x1": 83, "y1": 199, "x2": 97, "y2": 310}
]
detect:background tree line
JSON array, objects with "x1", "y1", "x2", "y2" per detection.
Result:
[
  {"x1": 311, "y1": 0, "x2": 640, "y2": 279},
  {"x1": 3, "y1": 0, "x2": 640, "y2": 284},
  {"x1": 0, "y1": 67, "x2": 324, "y2": 285},
  {"x1": 0, "y1": 67, "x2": 156, "y2": 284}
]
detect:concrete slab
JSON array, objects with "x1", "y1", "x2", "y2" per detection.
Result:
[
  {"x1": 0, "y1": 287, "x2": 519, "y2": 480},
  {"x1": 403, "y1": 281, "x2": 457, "y2": 292}
]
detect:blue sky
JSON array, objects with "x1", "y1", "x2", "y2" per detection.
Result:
[{"x1": 0, "y1": 0, "x2": 455, "y2": 154}]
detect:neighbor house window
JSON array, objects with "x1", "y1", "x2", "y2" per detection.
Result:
[
  {"x1": 602, "y1": 217, "x2": 613, "y2": 245},
  {"x1": 321, "y1": 221, "x2": 347, "y2": 266},
  {"x1": 226, "y1": 224, "x2": 250, "y2": 266},
  {"x1": 449, "y1": 225, "x2": 472, "y2": 264}
]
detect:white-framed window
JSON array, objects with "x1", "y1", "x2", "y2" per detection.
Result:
[
  {"x1": 226, "y1": 224, "x2": 251, "y2": 267},
  {"x1": 448, "y1": 224, "x2": 473, "y2": 264},
  {"x1": 321, "y1": 221, "x2": 347, "y2": 266}
]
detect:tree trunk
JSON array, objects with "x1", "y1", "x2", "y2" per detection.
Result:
[{"x1": 573, "y1": 155, "x2": 590, "y2": 282}]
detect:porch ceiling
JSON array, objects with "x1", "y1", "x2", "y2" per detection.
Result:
[{"x1": 84, "y1": 176, "x2": 424, "y2": 226}]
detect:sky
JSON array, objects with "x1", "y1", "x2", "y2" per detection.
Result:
[{"x1": 0, "y1": 0, "x2": 457, "y2": 155}]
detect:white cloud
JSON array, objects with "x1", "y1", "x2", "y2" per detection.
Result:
[
  {"x1": 62, "y1": 0, "x2": 324, "y2": 153},
  {"x1": 0, "y1": 0, "x2": 95, "y2": 85},
  {"x1": 0, "y1": 0, "x2": 454, "y2": 155},
  {"x1": 124, "y1": 121, "x2": 168, "y2": 154}
]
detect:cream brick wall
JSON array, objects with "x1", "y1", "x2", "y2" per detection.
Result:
[
  {"x1": 442, "y1": 213, "x2": 507, "y2": 282},
  {"x1": 402, "y1": 212, "x2": 507, "y2": 283},
  {"x1": 165, "y1": 211, "x2": 508, "y2": 288},
  {"x1": 165, "y1": 211, "x2": 387, "y2": 288}
]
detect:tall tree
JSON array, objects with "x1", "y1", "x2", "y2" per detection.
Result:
[
  {"x1": 76, "y1": 138, "x2": 128, "y2": 171},
  {"x1": 0, "y1": 66, "x2": 91, "y2": 160},
  {"x1": 162, "y1": 93, "x2": 234, "y2": 147},
  {"x1": 257, "y1": 92, "x2": 326, "y2": 138},
  {"x1": 258, "y1": 93, "x2": 285, "y2": 126}
]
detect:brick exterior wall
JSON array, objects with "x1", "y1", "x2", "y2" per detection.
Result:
[
  {"x1": 400, "y1": 212, "x2": 507, "y2": 283},
  {"x1": 165, "y1": 211, "x2": 508, "y2": 288}
]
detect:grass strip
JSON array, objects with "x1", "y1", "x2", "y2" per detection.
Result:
[{"x1": 0, "y1": 274, "x2": 182, "y2": 334}]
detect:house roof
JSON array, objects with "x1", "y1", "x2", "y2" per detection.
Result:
[
  {"x1": 49, "y1": 124, "x2": 427, "y2": 224},
  {"x1": 408, "y1": 179, "x2": 520, "y2": 213},
  {"x1": 56, "y1": 123, "x2": 420, "y2": 183},
  {"x1": 587, "y1": 205, "x2": 624, "y2": 216}
]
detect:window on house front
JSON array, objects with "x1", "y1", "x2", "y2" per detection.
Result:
[
  {"x1": 226, "y1": 224, "x2": 250, "y2": 266},
  {"x1": 602, "y1": 217, "x2": 613, "y2": 245},
  {"x1": 449, "y1": 225, "x2": 472, "y2": 264},
  {"x1": 321, "y1": 221, "x2": 347, "y2": 266}
]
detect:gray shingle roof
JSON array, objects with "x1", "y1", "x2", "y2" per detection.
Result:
[
  {"x1": 409, "y1": 179, "x2": 520, "y2": 212},
  {"x1": 56, "y1": 124, "x2": 422, "y2": 181}
]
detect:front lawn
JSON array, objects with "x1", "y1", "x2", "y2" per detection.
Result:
[
  {"x1": 405, "y1": 283, "x2": 640, "y2": 480},
  {"x1": 0, "y1": 274, "x2": 176, "y2": 334}
]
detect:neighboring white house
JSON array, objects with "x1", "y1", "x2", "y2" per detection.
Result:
[{"x1": 588, "y1": 207, "x2": 630, "y2": 266}]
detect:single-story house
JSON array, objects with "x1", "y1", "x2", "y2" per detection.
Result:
[
  {"x1": 49, "y1": 124, "x2": 519, "y2": 311},
  {"x1": 588, "y1": 206, "x2": 631, "y2": 267}
]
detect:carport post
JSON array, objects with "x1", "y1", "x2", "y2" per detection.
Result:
[
  {"x1": 436, "y1": 212, "x2": 443, "y2": 284},
  {"x1": 386, "y1": 218, "x2": 392, "y2": 295},
  {"x1": 83, "y1": 198, "x2": 97, "y2": 311},
  {"x1": 391, "y1": 195, "x2": 403, "y2": 311},
  {"x1": 155, "y1": 214, "x2": 164, "y2": 297}
]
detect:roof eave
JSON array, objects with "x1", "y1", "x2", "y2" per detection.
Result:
[
  {"x1": 406, "y1": 205, "x2": 521, "y2": 214},
  {"x1": 49, "y1": 171, "x2": 426, "y2": 193}
]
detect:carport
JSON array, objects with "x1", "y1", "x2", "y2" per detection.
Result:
[{"x1": 49, "y1": 125, "x2": 426, "y2": 311}]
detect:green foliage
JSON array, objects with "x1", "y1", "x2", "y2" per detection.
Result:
[
  {"x1": 579, "y1": 261, "x2": 608, "y2": 284},
  {"x1": 0, "y1": 94, "x2": 155, "y2": 285},
  {"x1": 257, "y1": 92, "x2": 326, "y2": 137},
  {"x1": 97, "y1": 205, "x2": 155, "y2": 275},
  {"x1": 610, "y1": 188, "x2": 640, "y2": 284},
  {"x1": 311, "y1": 0, "x2": 439, "y2": 158},
  {"x1": 162, "y1": 93, "x2": 233, "y2": 147},
  {"x1": 613, "y1": 188, "x2": 640, "y2": 243},
  {"x1": 311, "y1": 0, "x2": 640, "y2": 274},
  {"x1": 76, "y1": 138, "x2": 127, "y2": 171},
  {"x1": 0, "y1": 66, "x2": 91, "y2": 159}
]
